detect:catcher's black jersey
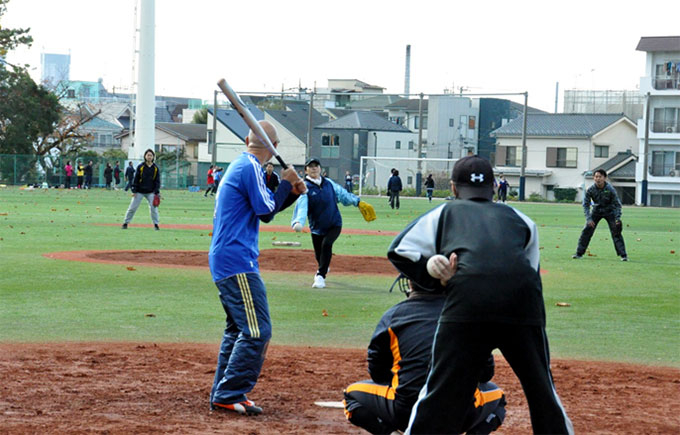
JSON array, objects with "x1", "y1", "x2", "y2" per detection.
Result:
[
  {"x1": 367, "y1": 293, "x2": 446, "y2": 408},
  {"x1": 388, "y1": 199, "x2": 545, "y2": 326}
]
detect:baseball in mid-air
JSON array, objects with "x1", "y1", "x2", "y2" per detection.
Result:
[
  {"x1": 426, "y1": 254, "x2": 450, "y2": 278},
  {"x1": 292, "y1": 222, "x2": 302, "y2": 232}
]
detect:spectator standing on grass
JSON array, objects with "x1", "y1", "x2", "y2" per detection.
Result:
[
  {"x1": 572, "y1": 168, "x2": 628, "y2": 261},
  {"x1": 208, "y1": 120, "x2": 304, "y2": 416},
  {"x1": 345, "y1": 170, "x2": 353, "y2": 192},
  {"x1": 424, "y1": 174, "x2": 435, "y2": 202},
  {"x1": 76, "y1": 161, "x2": 84, "y2": 189},
  {"x1": 204, "y1": 165, "x2": 215, "y2": 197},
  {"x1": 497, "y1": 174, "x2": 509, "y2": 203},
  {"x1": 84, "y1": 161, "x2": 93, "y2": 189},
  {"x1": 122, "y1": 149, "x2": 161, "y2": 231},
  {"x1": 104, "y1": 163, "x2": 113, "y2": 190},
  {"x1": 113, "y1": 162, "x2": 121, "y2": 189},
  {"x1": 265, "y1": 162, "x2": 279, "y2": 193},
  {"x1": 64, "y1": 161, "x2": 73, "y2": 189},
  {"x1": 387, "y1": 169, "x2": 403, "y2": 210},
  {"x1": 124, "y1": 161, "x2": 135, "y2": 191}
]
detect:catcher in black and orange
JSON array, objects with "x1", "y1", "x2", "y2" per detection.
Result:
[{"x1": 290, "y1": 157, "x2": 375, "y2": 289}]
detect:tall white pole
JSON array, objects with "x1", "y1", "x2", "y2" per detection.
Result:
[{"x1": 129, "y1": 0, "x2": 155, "y2": 161}]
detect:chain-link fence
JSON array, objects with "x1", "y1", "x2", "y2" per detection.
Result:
[{"x1": 0, "y1": 154, "x2": 194, "y2": 189}]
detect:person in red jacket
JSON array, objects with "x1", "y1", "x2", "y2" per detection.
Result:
[{"x1": 204, "y1": 165, "x2": 215, "y2": 197}]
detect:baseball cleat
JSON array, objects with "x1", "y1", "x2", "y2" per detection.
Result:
[
  {"x1": 312, "y1": 274, "x2": 326, "y2": 288},
  {"x1": 211, "y1": 399, "x2": 262, "y2": 416}
]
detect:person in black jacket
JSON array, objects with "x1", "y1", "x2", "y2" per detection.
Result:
[
  {"x1": 122, "y1": 149, "x2": 161, "y2": 230},
  {"x1": 84, "y1": 160, "x2": 94, "y2": 189},
  {"x1": 104, "y1": 163, "x2": 113, "y2": 189},
  {"x1": 424, "y1": 174, "x2": 435, "y2": 202},
  {"x1": 572, "y1": 168, "x2": 627, "y2": 261},
  {"x1": 124, "y1": 161, "x2": 135, "y2": 191},
  {"x1": 344, "y1": 276, "x2": 506, "y2": 434},
  {"x1": 113, "y1": 162, "x2": 121, "y2": 189},
  {"x1": 265, "y1": 162, "x2": 279, "y2": 193},
  {"x1": 388, "y1": 155, "x2": 572, "y2": 434},
  {"x1": 387, "y1": 169, "x2": 403, "y2": 209}
]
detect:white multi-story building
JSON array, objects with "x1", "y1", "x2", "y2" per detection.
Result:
[{"x1": 636, "y1": 36, "x2": 680, "y2": 207}]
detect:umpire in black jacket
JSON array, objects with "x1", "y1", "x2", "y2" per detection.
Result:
[
  {"x1": 388, "y1": 156, "x2": 572, "y2": 434},
  {"x1": 343, "y1": 277, "x2": 506, "y2": 434}
]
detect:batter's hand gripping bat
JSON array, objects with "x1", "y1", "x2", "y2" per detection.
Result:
[{"x1": 217, "y1": 78, "x2": 288, "y2": 168}]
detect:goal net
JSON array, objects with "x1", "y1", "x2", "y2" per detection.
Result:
[{"x1": 359, "y1": 156, "x2": 458, "y2": 196}]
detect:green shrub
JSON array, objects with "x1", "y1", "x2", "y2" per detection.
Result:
[
  {"x1": 527, "y1": 192, "x2": 545, "y2": 202},
  {"x1": 554, "y1": 187, "x2": 578, "y2": 202}
]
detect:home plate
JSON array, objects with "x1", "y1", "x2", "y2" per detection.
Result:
[
  {"x1": 314, "y1": 401, "x2": 344, "y2": 408},
  {"x1": 272, "y1": 241, "x2": 301, "y2": 247}
]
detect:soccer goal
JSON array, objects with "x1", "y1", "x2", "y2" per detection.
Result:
[{"x1": 359, "y1": 156, "x2": 458, "y2": 196}]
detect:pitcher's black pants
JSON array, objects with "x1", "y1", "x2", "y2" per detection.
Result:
[{"x1": 311, "y1": 226, "x2": 341, "y2": 278}]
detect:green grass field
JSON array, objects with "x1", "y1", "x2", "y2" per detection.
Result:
[{"x1": 0, "y1": 187, "x2": 678, "y2": 366}]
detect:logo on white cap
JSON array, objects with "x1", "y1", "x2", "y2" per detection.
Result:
[{"x1": 470, "y1": 173, "x2": 484, "y2": 183}]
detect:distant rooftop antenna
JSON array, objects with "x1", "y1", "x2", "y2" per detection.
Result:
[{"x1": 404, "y1": 44, "x2": 411, "y2": 96}]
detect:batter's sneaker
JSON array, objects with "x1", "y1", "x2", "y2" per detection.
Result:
[
  {"x1": 312, "y1": 274, "x2": 326, "y2": 288},
  {"x1": 571, "y1": 254, "x2": 582, "y2": 259},
  {"x1": 211, "y1": 399, "x2": 262, "y2": 416},
  {"x1": 621, "y1": 256, "x2": 628, "y2": 261}
]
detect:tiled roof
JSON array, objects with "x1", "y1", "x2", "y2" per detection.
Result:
[
  {"x1": 209, "y1": 106, "x2": 264, "y2": 141},
  {"x1": 266, "y1": 107, "x2": 327, "y2": 143},
  {"x1": 636, "y1": 36, "x2": 680, "y2": 52},
  {"x1": 315, "y1": 111, "x2": 411, "y2": 132},
  {"x1": 492, "y1": 113, "x2": 628, "y2": 137},
  {"x1": 156, "y1": 122, "x2": 207, "y2": 142},
  {"x1": 593, "y1": 151, "x2": 637, "y2": 178}
]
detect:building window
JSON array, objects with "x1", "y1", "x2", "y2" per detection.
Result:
[
  {"x1": 395, "y1": 140, "x2": 401, "y2": 149},
  {"x1": 652, "y1": 107, "x2": 680, "y2": 133},
  {"x1": 503, "y1": 146, "x2": 522, "y2": 166},
  {"x1": 408, "y1": 140, "x2": 414, "y2": 150},
  {"x1": 546, "y1": 147, "x2": 577, "y2": 168},
  {"x1": 650, "y1": 192, "x2": 680, "y2": 207},
  {"x1": 449, "y1": 118, "x2": 454, "y2": 127},
  {"x1": 322, "y1": 133, "x2": 340, "y2": 146},
  {"x1": 407, "y1": 176, "x2": 413, "y2": 184},
  {"x1": 651, "y1": 151, "x2": 680, "y2": 176},
  {"x1": 468, "y1": 116, "x2": 476, "y2": 129},
  {"x1": 594, "y1": 145, "x2": 609, "y2": 158},
  {"x1": 67, "y1": 89, "x2": 76, "y2": 98},
  {"x1": 414, "y1": 116, "x2": 428, "y2": 129},
  {"x1": 207, "y1": 131, "x2": 213, "y2": 154}
]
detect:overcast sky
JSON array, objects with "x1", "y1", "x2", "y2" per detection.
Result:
[{"x1": 4, "y1": 0, "x2": 679, "y2": 112}]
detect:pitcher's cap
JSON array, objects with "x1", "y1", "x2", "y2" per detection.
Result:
[
  {"x1": 305, "y1": 157, "x2": 321, "y2": 167},
  {"x1": 451, "y1": 155, "x2": 494, "y2": 200}
]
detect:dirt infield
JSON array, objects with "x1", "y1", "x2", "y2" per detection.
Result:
[
  {"x1": 1, "y1": 343, "x2": 679, "y2": 434},
  {"x1": 26, "y1": 250, "x2": 680, "y2": 433}
]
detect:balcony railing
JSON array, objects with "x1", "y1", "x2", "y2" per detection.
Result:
[
  {"x1": 652, "y1": 121, "x2": 680, "y2": 133},
  {"x1": 653, "y1": 76, "x2": 680, "y2": 90}
]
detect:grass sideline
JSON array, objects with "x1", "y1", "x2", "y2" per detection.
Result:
[{"x1": 0, "y1": 187, "x2": 678, "y2": 366}]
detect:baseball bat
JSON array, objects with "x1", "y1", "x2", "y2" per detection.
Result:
[{"x1": 217, "y1": 78, "x2": 288, "y2": 168}]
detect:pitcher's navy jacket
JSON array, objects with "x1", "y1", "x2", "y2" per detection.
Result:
[{"x1": 291, "y1": 176, "x2": 359, "y2": 235}]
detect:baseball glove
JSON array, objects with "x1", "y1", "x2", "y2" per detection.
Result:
[
  {"x1": 152, "y1": 193, "x2": 161, "y2": 207},
  {"x1": 358, "y1": 201, "x2": 376, "y2": 222}
]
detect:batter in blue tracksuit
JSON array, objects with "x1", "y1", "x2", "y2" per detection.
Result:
[
  {"x1": 291, "y1": 158, "x2": 361, "y2": 288},
  {"x1": 209, "y1": 148, "x2": 299, "y2": 410}
]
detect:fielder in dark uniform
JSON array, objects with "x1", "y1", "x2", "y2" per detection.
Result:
[
  {"x1": 344, "y1": 276, "x2": 506, "y2": 434},
  {"x1": 388, "y1": 155, "x2": 572, "y2": 434},
  {"x1": 573, "y1": 168, "x2": 627, "y2": 261}
]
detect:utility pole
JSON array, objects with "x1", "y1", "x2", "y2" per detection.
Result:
[
  {"x1": 641, "y1": 92, "x2": 650, "y2": 205},
  {"x1": 519, "y1": 92, "x2": 528, "y2": 201},
  {"x1": 416, "y1": 93, "x2": 424, "y2": 196},
  {"x1": 211, "y1": 89, "x2": 218, "y2": 166},
  {"x1": 307, "y1": 91, "x2": 315, "y2": 162}
]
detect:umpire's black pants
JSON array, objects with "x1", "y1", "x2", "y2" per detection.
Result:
[
  {"x1": 406, "y1": 322, "x2": 573, "y2": 434},
  {"x1": 575, "y1": 213, "x2": 627, "y2": 257},
  {"x1": 311, "y1": 226, "x2": 342, "y2": 278}
]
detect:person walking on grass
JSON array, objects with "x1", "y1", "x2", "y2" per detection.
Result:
[{"x1": 122, "y1": 149, "x2": 161, "y2": 230}]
